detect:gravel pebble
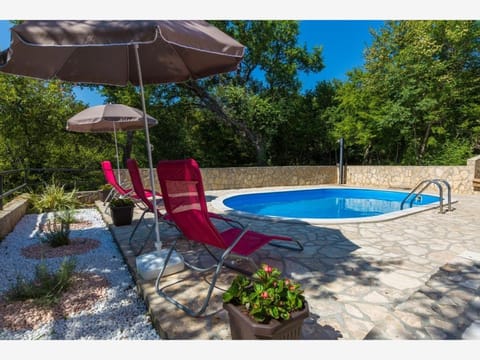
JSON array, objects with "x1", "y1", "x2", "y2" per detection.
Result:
[{"x1": 0, "y1": 208, "x2": 161, "y2": 340}]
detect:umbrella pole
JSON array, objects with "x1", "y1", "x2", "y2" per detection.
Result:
[
  {"x1": 113, "y1": 123, "x2": 121, "y2": 184},
  {"x1": 134, "y1": 45, "x2": 161, "y2": 251},
  {"x1": 132, "y1": 45, "x2": 184, "y2": 282}
]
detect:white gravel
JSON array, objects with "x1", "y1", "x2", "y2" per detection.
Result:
[{"x1": 0, "y1": 208, "x2": 161, "y2": 340}]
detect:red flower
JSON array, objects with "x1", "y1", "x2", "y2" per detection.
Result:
[
  {"x1": 260, "y1": 291, "x2": 269, "y2": 299},
  {"x1": 262, "y1": 264, "x2": 273, "y2": 273}
]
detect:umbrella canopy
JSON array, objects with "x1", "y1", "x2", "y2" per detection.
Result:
[
  {"x1": 0, "y1": 20, "x2": 245, "y2": 250},
  {"x1": 66, "y1": 104, "x2": 158, "y2": 133},
  {"x1": 66, "y1": 103, "x2": 159, "y2": 183},
  {"x1": 0, "y1": 20, "x2": 245, "y2": 85}
]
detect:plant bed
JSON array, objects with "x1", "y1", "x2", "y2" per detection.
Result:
[
  {"x1": 0, "y1": 272, "x2": 109, "y2": 331},
  {"x1": 21, "y1": 237, "x2": 100, "y2": 259},
  {"x1": 0, "y1": 208, "x2": 160, "y2": 339}
]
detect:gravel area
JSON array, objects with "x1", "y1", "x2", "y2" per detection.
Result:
[{"x1": 0, "y1": 208, "x2": 161, "y2": 340}]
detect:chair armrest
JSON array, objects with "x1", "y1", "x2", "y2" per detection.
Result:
[{"x1": 207, "y1": 212, "x2": 244, "y2": 229}]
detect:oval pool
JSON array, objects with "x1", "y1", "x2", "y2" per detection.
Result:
[{"x1": 211, "y1": 187, "x2": 443, "y2": 224}]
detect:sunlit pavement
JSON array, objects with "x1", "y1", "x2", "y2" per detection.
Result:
[{"x1": 97, "y1": 190, "x2": 480, "y2": 340}]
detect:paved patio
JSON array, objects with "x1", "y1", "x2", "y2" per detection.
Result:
[{"x1": 96, "y1": 188, "x2": 480, "y2": 340}]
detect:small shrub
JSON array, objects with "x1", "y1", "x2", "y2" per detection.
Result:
[
  {"x1": 28, "y1": 177, "x2": 80, "y2": 213},
  {"x1": 39, "y1": 210, "x2": 76, "y2": 247},
  {"x1": 5, "y1": 257, "x2": 76, "y2": 307},
  {"x1": 109, "y1": 197, "x2": 134, "y2": 208}
]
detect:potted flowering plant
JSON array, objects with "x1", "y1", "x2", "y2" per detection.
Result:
[{"x1": 222, "y1": 263, "x2": 309, "y2": 340}]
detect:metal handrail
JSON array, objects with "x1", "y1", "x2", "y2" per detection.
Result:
[
  {"x1": 430, "y1": 178, "x2": 452, "y2": 212},
  {"x1": 0, "y1": 169, "x2": 27, "y2": 210},
  {"x1": 400, "y1": 178, "x2": 452, "y2": 213}
]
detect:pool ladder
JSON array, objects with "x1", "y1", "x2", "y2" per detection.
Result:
[{"x1": 400, "y1": 179, "x2": 452, "y2": 213}]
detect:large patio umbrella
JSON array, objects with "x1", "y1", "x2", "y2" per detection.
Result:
[
  {"x1": 66, "y1": 103, "x2": 158, "y2": 183},
  {"x1": 0, "y1": 20, "x2": 245, "y2": 251}
]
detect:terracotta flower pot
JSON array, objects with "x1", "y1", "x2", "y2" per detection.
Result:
[{"x1": 223, "y1": 301, "x2": 309, "y2": 340}]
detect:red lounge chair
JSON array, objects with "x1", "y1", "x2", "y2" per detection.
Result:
[
  {"x1": 101, "y1": 160, "x2": 158, "y2": 204},
  {"x1": 155, "y1": 158, "x2": 303, "y2": 316}
]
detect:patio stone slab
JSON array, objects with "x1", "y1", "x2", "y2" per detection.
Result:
[{"x1": 95, "y1": 191, "x2": 480, "y2": 340}]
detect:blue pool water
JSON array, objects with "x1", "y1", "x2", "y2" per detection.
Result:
[{"x1": 221, "y1": 188, "x2": 441, "y2": 220}]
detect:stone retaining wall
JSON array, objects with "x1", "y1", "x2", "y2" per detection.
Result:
[
  {"x1": 0, "y1": 194, "x2": 29, "y2": 239},
  {"x1": 346, "y1": 165, "x2": 474, "y2": 194},
  {"x1": 347, "y1": 155, "x2": 480, "y2": 195},
  {"x1": 120, "y1": 156, "x2": 480, "y2": 195},
  {"x1": 200, "y1": 165, "x2": 337, "y2": 190},
  {"x1": 119, "y1": 165, "x2": 338, "y2": 192}
]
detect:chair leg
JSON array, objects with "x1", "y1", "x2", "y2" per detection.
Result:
[
  {"x1": 103, "y1": 188, "x2": 116, "y2": 206},
  {"x1": 155, "y1": 245, "x2": 224, "y2": 317},
  {"x1": 128, "y1": 209, "x2": 150, "y2": 255},
  {"x1": 155, "y1": 226, "x2": 251, "y2": 317}
]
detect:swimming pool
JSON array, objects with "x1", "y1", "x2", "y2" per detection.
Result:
[{"x1": 212, "y1": 186, "x2": 443, "y2": 224}]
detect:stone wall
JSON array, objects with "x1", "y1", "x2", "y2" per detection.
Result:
[
  {"x1": 117, "y1": 155, "x2": 480, "y2": 195},
  {"x1": 118, "y1": 165, "x2": 338, "y2": 192},
  {"x1": 470, "y1": 155, "x2": 480, "y2": 180},
  {"x1": 0, "y1": 194, "x2": 29, "y2": 239},
  {"x1": 200, "y1": 166, "x2": 337, "y2": 190},
  {"x1": 346, "y1": 164, "x2": 475, "y2": 194},
  {"x1": 346, "y1": 155, "x2": 480, "y2": 194}
]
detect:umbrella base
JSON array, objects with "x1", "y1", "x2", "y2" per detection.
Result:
[{"x1": 136, "y1": 249, "x2": 184, "y2": 280}]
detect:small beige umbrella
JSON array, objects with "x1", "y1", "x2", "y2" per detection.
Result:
[{"x1": 66, "y1": 103, "x2": 158, "y2": 183}]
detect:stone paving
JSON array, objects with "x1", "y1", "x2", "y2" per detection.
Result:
[{"x1": 97, "y1": 189, "x2": 480, "y2": 340}]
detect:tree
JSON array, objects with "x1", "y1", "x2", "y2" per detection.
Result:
[
  {"x1": 332, "y1": 20, "x2": 480, "y2": 165},
  {"x1": 100, "y1": 21, "x2": 325, "y2": 166},
  {"x1": 186, "y1": 20, "x2": 325, "y2": 165},
  {"x1": 271, "y1": 81, "x2": 338, "y2": 165},
  {"x1": 193, "y1": 21, "x2": 324, "y2": 165},
  {"x1": 0, "y1": 74, "x2": 112, "y2": 188}
]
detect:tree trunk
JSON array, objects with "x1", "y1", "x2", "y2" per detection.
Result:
[
  {"x1": 122, "y1": 131, "x2": 134, "y2": 167},
  {"x1": 181, "y1": 81, "x2": 266, "y2": 165},
  {"x1": 254, "y1": 139, "x2": 267, "y2": 166},
  {"x1": 419, "y1": 122, "x2": 432, "y2": 163}
]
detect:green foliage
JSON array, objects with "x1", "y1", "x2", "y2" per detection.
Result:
[
  {"x1": 39, "y1": 210, "x2": 76, "y2": 247},
  {"x1": 333, "y1": 20, "x2": 480, "y2": 165},
  {"x1": 109, "y1": 197, "x2": 134, "y2": 208},
  {"x1": 212, "y1": 21, "x2": 324, "y2": 94},
  {"x1": 271, "y1": 81, "x2": 338, "y2": 165},
  {"x1": 99, "y1": 183, "x2": 113, "y2": 191},
  {"x1": 423, "y1": 138, "x2": 473, "y2": 165},
  {"x1": 4, "y1": 257, "x2": 76, "y2": 307},
  {"x1": 222, "y1": 264, "x2": 305, "y2": 323},
  {"x1": 1, "y1": 20, "x2": 478, "y2": 171},
  {"x1": 0, "y1": 74, "x2": 113, "y2": 190},
  {"x1": 183, "y1": 109, "x2": 256, "y2": 166},
  {"x1": 0, "y1": 75, "x2": 108, "y2": 170},
  {"x1": 28, "y1": 178, "x2": 80, "y2": 213}
]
